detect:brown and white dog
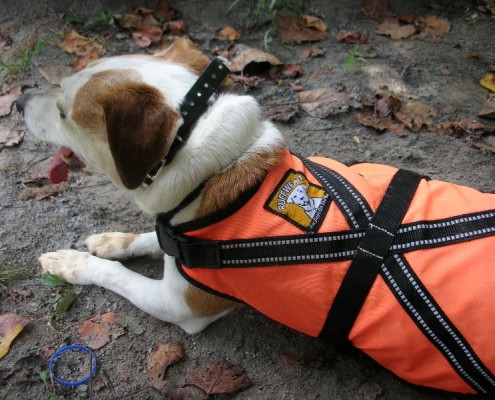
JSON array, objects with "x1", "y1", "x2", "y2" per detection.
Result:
[
  {"x1": 17, "y1": 38, "x2": 495, "y2": 394},
  {"x1": 18, "y1": 38, "x2": 282, "y2": 333}
]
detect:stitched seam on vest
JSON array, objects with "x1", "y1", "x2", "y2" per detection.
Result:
[
  {"x1": 391, "y1": 254, "x2": 495, "y2": 388},
  {"x1": 381, "y1": 257, "x2": 487, "y2": 393},
  {"x1": 222, "y1": 250, "x2": 356, "y2": 266},
  {"x1": 392, "y1": 226, "x2": 495, "y2": 251},
  {"x1": 399, "y1": 211, "x2": 495, "y2": 233}
]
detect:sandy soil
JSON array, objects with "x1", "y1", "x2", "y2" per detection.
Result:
[{"x1": 0, "y1": 0, "x2": 494, "y2": 399}]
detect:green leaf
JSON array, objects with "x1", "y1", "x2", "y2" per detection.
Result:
[
  {"x1": 41, "y1": 273, "x2": 68, "y2": 287},
  {"x1": 39, "y1": 370, "x2": 48, "y2": 384},
  {"x1": 55, "y1": 291, "x2": 77, "y2": 315},
  {"x1": 48, "y1": 293, "x2": 62, "y2": 304}
]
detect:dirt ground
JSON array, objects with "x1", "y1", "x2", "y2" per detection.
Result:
[{"x1": 1, "y1": 0, "x2": 494, "y2": 399}]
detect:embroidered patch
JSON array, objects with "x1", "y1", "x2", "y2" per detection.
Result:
[{"x1": 265, "y1": 169, "x2": 330, "y2": 232}]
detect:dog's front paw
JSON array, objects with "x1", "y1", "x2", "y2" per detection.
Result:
[
  {"x1": 39, "y1": 249, "x2": 92, "y2": 285},
  {"x1": 85, "y1": 232, "x2": 138, "y2": 260}
]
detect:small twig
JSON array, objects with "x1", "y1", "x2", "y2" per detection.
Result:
[{"x1": 4, "y1": 155, "x2": 51, "y2": 179}]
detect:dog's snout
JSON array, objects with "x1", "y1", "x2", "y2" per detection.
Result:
[{"x1": 16, "y1": 94, "x2": 31, "y2": 115}]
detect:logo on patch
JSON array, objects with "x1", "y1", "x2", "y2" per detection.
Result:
[{"x1": 265, "y1": 169, "x2": 330, "y2": 232}]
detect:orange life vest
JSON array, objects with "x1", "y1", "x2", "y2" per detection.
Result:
[{"x1": 156, "y1": 150, "x2": 495, "y2": 394}]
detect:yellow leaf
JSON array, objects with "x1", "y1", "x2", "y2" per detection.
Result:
[
  {"x1": 480, "y1": 74, "x2": 495, "y2": 93},
  {"x1": 0, "y1": 313, "x2": 29, "y2": 359}
]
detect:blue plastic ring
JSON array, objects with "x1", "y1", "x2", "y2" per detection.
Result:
[{"x1": 49, "y1": 345, "x2": 97, "y2": 387}]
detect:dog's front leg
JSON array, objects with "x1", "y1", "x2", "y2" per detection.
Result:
[
  {"x1": 85, "y1": 231, "x2": 163, "y2": 260},
  {"x1": 38, "y1": 250, "x2": 228, "y2": 333}
]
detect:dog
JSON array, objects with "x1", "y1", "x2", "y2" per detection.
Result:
[{"x1": 17, "y1": 38, "x2": 495, "y2": 394}]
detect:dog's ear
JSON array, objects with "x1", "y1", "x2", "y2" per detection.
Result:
[
  {"x1": 154, "y1": 38, "x2": 211, "y2": 76},
  {"x1": 98, "y1": 82, "x2": 180, "y2": 189}
]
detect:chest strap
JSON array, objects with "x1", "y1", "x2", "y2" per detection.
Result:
[{"x1": 318, "y1": 169, "x2": 421, "y2": 348}]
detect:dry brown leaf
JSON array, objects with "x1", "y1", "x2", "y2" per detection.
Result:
[
  {"x1": 0, "y1": 84, "x2": 22, "y2": 117},
  {"x1": 114, "y1": 13, "x2": 161, "y2": 29},
  {"x1": 466, "y1": 134, "x2": 495, "y2": 153},
  {"x1": 228, "y1": 45, "x2": 282, "y2": 73},
  {"x1": 278, "y1": 14, "x2": 327, "y2": 45},
  {"x1": 376, "y1": 96, "x2": 401, "y2": 117},
  {"x1": 59, "y1": 30, "x2": 104, "y2": 57},
  {"x1": 264, "y1": 104, "x2": 299, "y2": 122},
  {"x1": 78, "y1": 312, "x2": 125, "y2": 350},
  {"x1": 375, "y1": 18, "x2": 416, "y2": 40},
  {"x1": 218, "y1": 26, "x2": 241, "y2": 41},
  {"x1": 132, "y1": 26, "x2": 163, "y2": 47},
  {"x1": 361, "y1": 0, "x2": 392, "y2": 20},
  {"x1": 395, "y1": 101, "x2": 438, "y2": 132},
  {"x1": 356, "y1": 111, "x2": 406, "y2": 135},
  {"x1": 0, "y1": 313, "x2": 29, "y2": 359},
  {"x1": 188, "y1": 359, "x2": 253, "y2": 396},
  {"x1": 432, "y1": 117, "x2": 495, "y2": 138},
  {"x1": 423, "y1": 15, "x2": 450, "y2": 38},
  {"x1": 19, "y1": 182, "x2": 69, "y2": 200},
  {"x1": 298, "y1": 88, "x2": 350, "y2": 118},
  {"x1": 478, "y1": 98, "x2": 495, "y2": 120},
  {"x1": 282, "y1": 64, "x2": 304, "y2": 78},
  {"x1": 299, "y1": 45, "x2": 326, "y2": 59},
  {"x1": 39, "y1": 65, "x2": 73, "y2": 85},
  {"x1": 148, "y1": 342, "x2": 184, "y2": 386},
  {"x1": 230, "y1": 74, "x2": 264, "y2": 89},
  {"x1": 336, "y1": 31, "x2": 369, "y2": 44},
  {"x1": 0, "y1": 126, "x2": 24, "y2": 150}
]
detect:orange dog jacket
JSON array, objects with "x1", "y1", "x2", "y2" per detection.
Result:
[{"x1": 156, "y1": 150, "x2": 495, "y2": 394}]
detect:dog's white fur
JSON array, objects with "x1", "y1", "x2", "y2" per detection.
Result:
[{"x1": 21, "y1": 40, "x2": 284, "y2": 334}]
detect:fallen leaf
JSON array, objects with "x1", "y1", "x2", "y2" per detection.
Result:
[
  {"x1": 289, "y1": 82, "x2": 305, "y2": 92},
  {"x1": 376, "y1": 96, "x2": 401, "y2": 118},
  {"x1": 0, "y1": 313, "x2": 29, "y2": 359},
  {"x1": 55, "y1": 291, "x2": 77, "y2": 315},
  {"x1": 423, "y1": 15, "x2": 450, "y2": 38},
  {"x1": 0, "y1": 127, "x2": 24, "y2": 150},
  {"x1": 395, "y1": 101, "x2": 438, "y2": 132},
  {"x1": 39, "y1": 65, "x2": 73, "y2": 85},
  {"x1": 18, "y1": 182, "x2": 69, "y2": 201},
  {"x1": 299, "y1": 45, "x2": 326, "y2": 59},
  {"x1": 356, "y1": 111, "x2": 406, "y2": 135},
  {"x1": 148, "y1": 342, "x2": 184, "y2": 386},
  {"x1": 298, "y1": 87, "x2": 351, "y2": 118},
  {"x1": 478, "y1": 98, "x2": 495, "y2": 120},
  {"x1": 132, "y1": 26, "x2": 163, "y2": 47},
  {"x1": 480, "y1": 74, "x2": 495, "y2": 93},
  {"x1": 278, "y1": 13, "x2": 327, "y2": 45},
  {"x1": 41, "y1": 272, "x2": 68, "y2": 287},
  {"x1": 78, "y1": 312, "x2": 125, "y2": 350},
  {"x1": 218, "y1": 26, "x2": 241, "y2": 41},
  {"x1": 230, "y1": 74, "x2": 264, "y2": 88},
  {"x1": 282, "y1": 64, "x2": 304, "y2": 78},
  {"x1": 264, "y1": 104, "x2": 299, "y2": 122},
  {"x1": 0, "y1": 84, "x2": 22, "y2": 117},
  {"x1": 114, "y1": 13, "x2": 161, "y2": 29},
  {"x1": 466, "y1": 134, "x2": 495, "y2": 153},
  {"x1": 432, "y1": 117, "x2": 495, "y2": 137},
  {"x1": 478, "y1": 0, "x2": 495, "y2": 15},
  {"x1": 228, "y1": 45, "x2": 282, "y2": 73},
  {"x1": 361, "y1": 0, "x2": 392, "y2": 20},
  {"x1": 375, "y1": 18, "x2": 416, "y2": 40},
  {"x1": 188, "y1": 359, "x2": 253, "y2": 396},
  {"x1": 59, "y1": 30, "x2": 105, "y2": 70},
  {"x1": 164, "y1": 20, "x2": 186, "y2": 36},
  {"x1": 336, "y1": 31, "x2": 369, "y2": 44},
  {"x1": 59, "y1": 30, "x2": 105, "y2": 58}
]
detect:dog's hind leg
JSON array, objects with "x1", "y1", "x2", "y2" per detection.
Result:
[{"x1": 85, "y1": 232, "x2": 162, "y2": 260}]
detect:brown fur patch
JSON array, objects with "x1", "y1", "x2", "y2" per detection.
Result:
[
  {"x1": 72, "y1": 69, "x2": 141, "y2": 133},
  {"x1": 197, "y1": 148, "x2": 284, "y2": 218},
  {"x1": 186, "y1": 284, "x2": 239, "y2": 317},
  {"x1": 98, "y1": 81, "x2": 180, "y2": 189}
]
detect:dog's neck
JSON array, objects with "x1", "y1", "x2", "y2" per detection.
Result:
[{"x1": 131, "y1": 93, "x2": 286, "y2": 223}]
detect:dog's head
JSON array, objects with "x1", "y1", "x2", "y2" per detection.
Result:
[{"x1": 18, "y1": 38, "x2": 212, "y2": 189}]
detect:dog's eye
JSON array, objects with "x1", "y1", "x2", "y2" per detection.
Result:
[{"x1": 59, "y1": 110, "x2": 66, "y2": 119}]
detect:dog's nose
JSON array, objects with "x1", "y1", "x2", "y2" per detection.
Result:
[{"x1": 16, "y1": 94, "x2": 31, "y2": 115}]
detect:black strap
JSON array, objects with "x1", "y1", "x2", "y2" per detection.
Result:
[
  {"x1": 318, "y1": 169, "x2": 422, "y2": 347},
  {"x1": 143, "y1": 57, "x2": 230, "y2": 186}
]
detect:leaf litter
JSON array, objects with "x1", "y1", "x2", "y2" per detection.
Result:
[{"x1": 0, "y1": 313, "x2": 29, "y2": 359}]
